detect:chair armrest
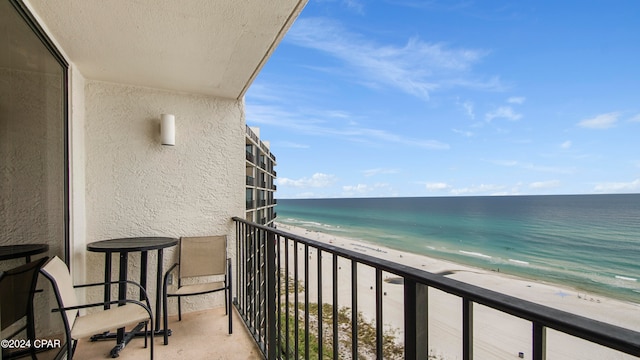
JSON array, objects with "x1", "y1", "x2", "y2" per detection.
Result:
[
  {"x1": 51, "y1": 298, "x2": 152, "y2": 317},
  {"x1": 73, "y1": 280, "x2": 152, "y2": 310},
  {"x1": 163, "y1": 263, "x2": 179, "y2": 288}
]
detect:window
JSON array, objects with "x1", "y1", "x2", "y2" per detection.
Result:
[{"x1": 0, "y1": 0, "x2": 69, "y2": 263}]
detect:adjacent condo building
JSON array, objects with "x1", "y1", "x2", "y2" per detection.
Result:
[{"x1": 245, "y1": 126, "x2": 277, "y2": 226}]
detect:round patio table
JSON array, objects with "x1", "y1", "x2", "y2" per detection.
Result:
[
  {"x1": 0, "y1": 244, "x2": 49, "y2": 262},
  {"x1": 87, "y1": 236, "x2": 178, "y2": 357}
]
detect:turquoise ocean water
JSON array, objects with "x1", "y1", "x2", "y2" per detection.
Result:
[{"x1": 276, "y1": 194, "x2": 640, "y2": 303}]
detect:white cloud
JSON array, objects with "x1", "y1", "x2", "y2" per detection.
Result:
[
  {"x1": 342, "y1": 182, "x2": 392, "y2": 197},
  {"x1": 489, "y1": 159, "x2": 575, "y2": 174},
  {"x1": 363, "y1": 168, "x2": 399, "y2": 177},
  {"x1": 491, "y1": 159, "x2": 519, "y2": 167},
  {"x1": 561, "y1": 140, "x2": 572, "y2": 149},
  {"x1": 278, "y1": 141, "x2": 310, "y2": 149},
  {"x1": 529, "y1": 180, "x2": 560, "y2": 189},
  {"x1": 342, "y1": 184, "x2": 369, "y2": 193},
  {"x1": 593, "y1": 179, "x2": 640, "y2": 193},
  {"x1": 425, "y1": 182, "x2": 450, "y2": 191},
  {"x1": 485, "y1": 106, "x2": 522, "y2": 122},
  {"x1": 453, "y1": 128, "x2": 474, "y2": 137},
  {"x1": 246, "y1": 102, "x2": 449, "y2": 150},
  {"x1": 578, "y1": 112, "x2": 619, "y2": 129},
  {"x1": 629, "y1": 113, "x2": 640, "y2": 122},
  {"x1": 450, "y1": 184, "x2": 507, "y2": 195},
  {"x1": 507, "y1": 96, "x2": 526, "y2": 104},
  {"x1": 286, "y1": 17, "x2": 496, "y2": 101},
  {"x1": 344, "y1": 0, "x2": 364, "y2": 13},
  {"x1": 462, "y1": 101, "x2": 475, "y2": 119},
  {"x1": 277, "y1": 173, "x2": 337, "y2": 188}
]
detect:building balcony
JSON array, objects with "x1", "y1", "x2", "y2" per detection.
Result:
[
  {"x1": 73, "y1": 308, "x2": 260, "y2": 360},
  {"x1": 231, "y1": 217, "x2": 640, "y2": 360},
  {"x1": 46, "y1": 218, "x2": 640, "y2": 360}
]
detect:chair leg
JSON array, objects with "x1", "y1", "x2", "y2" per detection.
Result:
[
  {"x1": 69, "y1": 339, "x2": 77, "y2": 360},
  {"x1": 163, "y1": 286, "x2": 169, "y2": 345},
  {"x1": 225, "y1": 288, "x2": 233, "y2": 335},
  {"x1": 149, "y1": 315, "x2": 154, "y2": 360},
  {"x1": 178, "y1": 296, "x2": 182, "y2": 321}
]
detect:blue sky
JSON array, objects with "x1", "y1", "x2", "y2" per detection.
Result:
[{"x1": 245, "y1": 0, "x2": 640, "y2": 199}]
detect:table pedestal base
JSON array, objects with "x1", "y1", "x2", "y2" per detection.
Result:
[{"x1": 89, "y1": 324, "x2": 172, "y2": 358}]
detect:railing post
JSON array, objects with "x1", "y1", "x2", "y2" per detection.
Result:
[
  {"x1": 231, "y1": 218, "x2": 640, "y2": 360},
  {"x1": 266, "y1": 231, "x2": 277, "y2": 359},
  {"x1": 416, "y1": 283, "x2": 429, "y2": 358},
  {"x1": 463, "y1": 298, "x2": 473, "y2": 360},
  {"x1": 533, "y1": 322, "x2": 546, "y2": 360},
  {"x1": 352, "y1": 260, "x2": 358, "y2": 359},
  {"x1": 405, "y1": 279, "x2": 430, "y2": 360},
  {"x1": 404, "y1": 279, "x2": 416, "y2": 360}
]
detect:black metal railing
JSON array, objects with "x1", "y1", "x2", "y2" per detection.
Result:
[
  {"x1": 232, "y1": 217, "x2": 640, "y2": 360},
  {"x1": 246, "y1": 151, "x2": 255, "y2": 163}
]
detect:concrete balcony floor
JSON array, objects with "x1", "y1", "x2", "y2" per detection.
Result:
[{"x1": 72, "y1": 307, "x2": 261, "y2": 360}]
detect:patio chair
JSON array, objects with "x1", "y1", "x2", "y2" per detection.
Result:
[
  {"x1": 162, "y1": 235, "x2": 232, "y2": 345},
  {"x1": 40, "y1": 256, "x2": 154, "y2": 359},
  {"x1": 0, "y1": 257, "x2": 48, "y2": 360}
]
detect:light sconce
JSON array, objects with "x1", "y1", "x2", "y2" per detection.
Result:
[{"x1": 160, "y1": 114, "x2": 175, "y2": 146}]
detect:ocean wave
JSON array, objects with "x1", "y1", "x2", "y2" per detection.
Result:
[
  {"x1": 509, "y1": 259, "x2": 530, "y2": 265},
  {"x1": 459, "y1": 250, "x2": 492, "y2": 259},
  {"x1": 585, "y1": 273, "x2": 640, "y2": 291},
  {"x1": 615, "y1": 275, "x2": 637, "y2": 282}
]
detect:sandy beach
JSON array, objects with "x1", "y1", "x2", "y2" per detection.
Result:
[{"x1": 276, "y1": 222, "x2": 640, "y2": 360}]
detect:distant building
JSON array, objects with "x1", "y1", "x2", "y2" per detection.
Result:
[{"x1": 245, "y1": 126, "x2": 277, "y2": 226}]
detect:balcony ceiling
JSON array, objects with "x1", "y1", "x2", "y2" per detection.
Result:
[{"x1": 26, "y1": 0, "x2": 306, "y2": 99}]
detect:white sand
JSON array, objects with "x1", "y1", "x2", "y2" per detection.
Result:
[{"x1": 276, "y1": 222, "x2": 640, "y2": 360}]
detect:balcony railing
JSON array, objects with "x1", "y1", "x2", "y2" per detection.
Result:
[{"x1": 232, "y1": 217, "x2": 640, "y2": 360}]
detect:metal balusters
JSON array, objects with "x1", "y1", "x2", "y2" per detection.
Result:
[
  {"x1": 231, "y1": 217, "x2": 640, "y2": 360},
  {"x1": 351, "y1": 260, "x2": 358, "y2": 359},
  {"x1": 332, "y1": 254, "x2": 339, "y2": 360},
  {"x1": 376, "y1": 268, "x2": 383, "y2": 360},
  {"x1": 304, "y1": 244, "x2": 310, "y2": 359},
  {"x1": 317, "y1": 248, "x2": 323, "y2": 360}
]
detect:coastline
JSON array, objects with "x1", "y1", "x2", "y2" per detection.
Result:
[{"x1": 276, "y1": 222, "x2": 640, "y2": 360}]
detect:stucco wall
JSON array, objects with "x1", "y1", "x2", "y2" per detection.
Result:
[
  {"x1": 69, "y1": 65, "x2": 87, "y2": 286},
  {"x1": 84, "y1": 80, "x2": 245, "y2": 314}
]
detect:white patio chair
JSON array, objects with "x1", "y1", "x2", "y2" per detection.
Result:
[
  {"x1": 162, "y1": 235, "x2": 232, "y2": 345},
  {"x1": 40, "y1": 256, "x2": 154, "y2": 359}
]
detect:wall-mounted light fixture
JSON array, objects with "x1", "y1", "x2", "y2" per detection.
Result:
[{"x1": 161, "y1": 114, "x2": 175, "y2": 146}]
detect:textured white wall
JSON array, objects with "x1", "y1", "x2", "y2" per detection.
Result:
[
  {"x1": 84, "y1": 80, "x2": 244, "y2": 313},
  {"x1": 69, "y1": 66, "x2": 87, "y2": 286}
]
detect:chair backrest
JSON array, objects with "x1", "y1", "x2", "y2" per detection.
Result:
[
  {"x1": 40, "y1": 256, "x2": 79, "y2": 330},
  {"x1": 179, "y1": 236, "x2": 227, "y2": 279},
  {"x1": 0, "y1": 257, "x2": 48, "y2": 332}
]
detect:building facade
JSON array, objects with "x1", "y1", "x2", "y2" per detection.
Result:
[
  {"x1": 1, "y1": 0, "x2": 305, "y2": 331},
  {"x1": 245, "y1": 126, "x2": 277, "y2": 226}
]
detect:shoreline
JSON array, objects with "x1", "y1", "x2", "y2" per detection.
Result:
[
  {"x1": 276, "y1": 221, "x2": 640, "y2": 360},
  {"x1": 278, "y1": 219, "x2": 640, "y2": 305}
]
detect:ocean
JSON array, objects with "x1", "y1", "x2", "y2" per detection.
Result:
[{"x1": 276, "y1": 194, "x2": 640, "y2": 303}]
